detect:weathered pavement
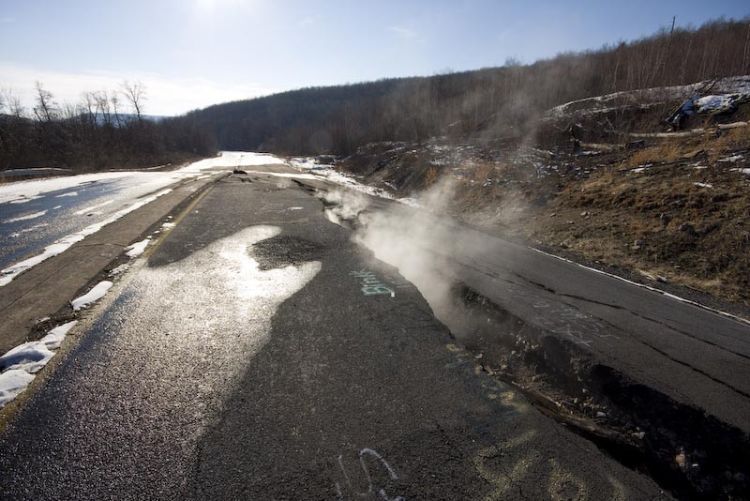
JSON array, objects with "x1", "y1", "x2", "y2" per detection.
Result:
[
  {"x1": 313, "y1": 181, "x2": 750, "y2": 437},
  {"x1": 0, "y1": 172, "x2": 665, "y2": 499},
  {"x1": 0, "y1": 173, "x2": 219, "y2": 354}
]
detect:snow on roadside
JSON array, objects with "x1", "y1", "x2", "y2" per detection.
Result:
[
  {"x1": 0, "y1": 189, "x2": 172, "y2": 286},
  {"x1": 125, "y1": 238, "x2": 150, "y2": 258},
  {"x1": 2, "y1": 210, "x2": 47, "y2": 224},
  {"x1": 288, "y1": 157, "x2": 417, "y2": 204},
  {"x1": 71, "y1": 281, "x2": 113, "y2": 311},
  {"x1": 0, "y1": 370, "x2": 34, "y2": 408},
  {"x1": 0, "y1": 321, "x2": 77, "y2": 408},
  {"x1": 719, "y1": 154, "x2": 743, "y2": 163},
  {"x1": 178, "y1": 151, "x2": 285, "y2": 173}
]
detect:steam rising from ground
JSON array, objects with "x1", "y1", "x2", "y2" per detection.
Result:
[
  {"x1": 322, "y1": 178, "x2": 494, "y2": 338},
  {"x1": 354, "y1": 179, "x2": 459, "y2": 322}
]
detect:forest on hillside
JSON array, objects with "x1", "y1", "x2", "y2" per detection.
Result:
[
  {"x1": 0, "y1": 82, "x2": 216, "y2": 171},
  {"x1": 189, "y1": 17, "x2": 750, "y2": 156}
]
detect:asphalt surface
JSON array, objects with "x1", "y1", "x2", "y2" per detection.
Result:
[
  {"x1": 0, "y1": 172, "x2": 665, "y2": 499},
  {"x1": 314, "y1": 181, "x2": 750, "y2": 436}
]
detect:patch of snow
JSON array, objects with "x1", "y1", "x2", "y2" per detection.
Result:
[
  {"x1": 0, "y1": 370, "x2": 35, "y2": 407},
  {"x1": 178, "y1": 151, "x2": 285, "y2": 173},
  {"x1": 55, "y1": 191, "x2": 78, "y2": 198},
  {"x1": 288, "y1": 206, "x2": 304, "y2": 210},
  {"x1": 125, "y1": 238, "x2": 150, "y2": 258},
  {"x1": 39, "y1": 321, "x2": 77, "y2": 350},
  {"x1": 288, "y1": 157, "x2": 397, "y2": 200},
  {"x1": 0, "y1": 342, "x2": 54, "y2": 373},
  {"x1": 0, "y1": 189, "x2": 172, "y2": 286},
  {"x1": 71, "y1": 281, "x2": 113, "y2": 311},
  {"x1": 3, "y1": 210, "x2": 47, "y2": 224},
  {"x1": 718, "y1": 154, "x2": 743, "y2": 163},
  {"x1": 0, "y1": 320, "x2": 77, "y2": 407},
  {"x1": 693, "y1": 182, "x2": 713, "y2": 188},
  {"x1": 695, "y1": 94, "x2": 740, "y2": 114},
  {"x1": 732, "y1": 168, "x2": 750, "y2": 175}
]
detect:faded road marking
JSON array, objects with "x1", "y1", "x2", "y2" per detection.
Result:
[{"x1": 350, "y1": 270, "x2": 395, "y2": 297}]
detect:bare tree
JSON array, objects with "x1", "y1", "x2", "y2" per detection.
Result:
[
  {"x1": 81, "y1": 91, "x2": 98, "y2": 125},
  {"x1": 94, "y1": 90, "x2": 112, "y2": 126},
  {"x1": 121, "y1": 80, "x2": 146, "y2": 120},
  {"x1": 33, "y1": 82, "x2": 58, "y2": 122},
  {"x1": 5, "y1": 89, "x2": 24, "y2": 118},
  {"x1": 111, "y1": 93, "x2": 122, "y2": 127}
]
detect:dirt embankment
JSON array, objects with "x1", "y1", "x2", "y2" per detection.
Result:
[{"x1": 336, "y1": 79, "x2": 750, "y2": 307}]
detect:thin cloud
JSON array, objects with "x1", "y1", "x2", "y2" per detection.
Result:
[
  {"x1": 0, "y1": 62, "x2": 280, "y2": 116},
  {"x1": 387, "y1": 25, "x2": 419, "y2": 40}
]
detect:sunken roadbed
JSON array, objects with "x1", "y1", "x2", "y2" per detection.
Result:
[
  {"x1": 0, "y1": 170, "x2": 664, "y2": 500},
  {"x1": 313, "y1": 180, "x2": 750, "y2": 500}
]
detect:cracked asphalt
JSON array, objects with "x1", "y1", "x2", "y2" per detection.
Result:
[{"x1": 0, "y1": 171, "x2": 666, "y2": 499}]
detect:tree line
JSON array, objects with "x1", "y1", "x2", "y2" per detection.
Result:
[
  {"x1": 0, "y1": 81, "x2": 216, "y2": 171},
  {"x1": 188, "y1": 16, "x2": 750, "y2": 156},
  {"x1": 2, "y1": 16, "x2": 748, "y2": 170}
]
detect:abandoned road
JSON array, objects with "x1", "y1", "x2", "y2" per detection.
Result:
[
  {"x1": 0, "y1": 167, "x2": 667, "y2": 499},
  {"x1": 333, "y1": 188, "x2": 750, "y2": 436}
]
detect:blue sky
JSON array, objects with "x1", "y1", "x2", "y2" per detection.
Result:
[{"x1": 1, "y1": 0, "x2": 748, "y2": 115}]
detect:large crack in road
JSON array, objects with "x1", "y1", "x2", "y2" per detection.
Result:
[{"x1": 315, "y1": 181, "x2": 750, "y2": 499}]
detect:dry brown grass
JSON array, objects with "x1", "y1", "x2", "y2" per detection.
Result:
[
  {"x1": 622, "y1": 141, "x2": 686, "y2": 168},
  {"x1": 705, "y1": 125, "x2": 750, "y2": 164},
  {"x1": 423, "y1": 165, "x2": 440, "y2": 186},
  {"x1": 469, "y1": 161, "x2": 496, "y2": 183},
  {"x1": 517, "y1": 131, "x2": 750, "y2": 305}
]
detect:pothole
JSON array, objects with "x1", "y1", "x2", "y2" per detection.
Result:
[{"x1": 250, "y1": 235, "x2": 326, "y2": 270}]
